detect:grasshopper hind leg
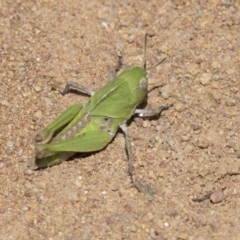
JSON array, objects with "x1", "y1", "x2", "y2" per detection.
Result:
[
  {"x1": 119, "y1": 123, "x2": 134, "y2": 183},
  {"x1": 120, "y1": 104, "x2": 173, "y2": 193},
  {"x1": 120, "y1": 123, "x2": 155, "y2": 196},
  {"x1": 29, "y1": 152, "x2": 75, "y2": 169}
]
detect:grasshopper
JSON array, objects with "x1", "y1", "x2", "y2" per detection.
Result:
[{"x1": 30, "y1": 34, "x2": 171, "y2": 184}]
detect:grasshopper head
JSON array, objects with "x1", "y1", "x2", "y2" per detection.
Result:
[{"x1": 117, "y1": 66, "x2": 148, "y2": 104}]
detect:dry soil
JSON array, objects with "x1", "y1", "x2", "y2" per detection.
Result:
[{"x1": 1, "y1": 0, "x2": 240, "y2": 239}]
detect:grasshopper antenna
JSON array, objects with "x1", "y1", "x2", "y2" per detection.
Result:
[
  {"x1": 142, "y1": 33, "x2": 167, "y2": 71},
  {"x1": 142, "y1": 33, "x2": 148, "y2": 71}
]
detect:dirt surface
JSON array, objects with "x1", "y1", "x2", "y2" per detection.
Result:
[{"x1": 1, "y1": 0, "x2": 240, "y2": 239}]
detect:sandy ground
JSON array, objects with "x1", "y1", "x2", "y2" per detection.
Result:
[{"x1": 1, "y1": 0, "x2": 240, "y2": 239}]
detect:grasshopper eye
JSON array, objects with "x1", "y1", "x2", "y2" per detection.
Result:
[{"x1": 139, "y1": 77, "x2": 148, "y2": 90}]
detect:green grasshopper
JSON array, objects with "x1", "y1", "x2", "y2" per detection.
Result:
[{"x1": 30, "y1": 34, "x2": 171, "y2": 183}]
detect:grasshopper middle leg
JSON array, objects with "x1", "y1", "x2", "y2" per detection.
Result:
[{"x1": 134, "y1": 104, "x2": 173, "y2": 117}]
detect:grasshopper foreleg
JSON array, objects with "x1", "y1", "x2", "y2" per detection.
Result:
[
  {"x1": 61, "y1": 81, "x2": 95, "y2": 96},
  {"x1": 119, "y1": 123, "x2": 134, "y2": 183},
  {"x1": 134, "y1": 104, "x2": 173, "y2": 117}
]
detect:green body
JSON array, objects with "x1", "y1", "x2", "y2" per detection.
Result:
[{"x1": 32, "y1": 67, "x2": 148, "y2": 168}]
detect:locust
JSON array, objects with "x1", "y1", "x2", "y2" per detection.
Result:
[{"x1": 30, "y1": 34, "x2": 172, "y2": 184}]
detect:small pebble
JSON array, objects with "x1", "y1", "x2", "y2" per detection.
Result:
[
  {"x1": 159, "y1": 13, "x2": 171, "y2": 29},
  {"x1": 174, "y1": 102, "x2": 185, "y2": 112},
  {"x1": 199, "y1": 73, "x2": 212, "y2": 86},
  {"x1": 0, "y1": 162, "x2": 5, "y2": 168},
  {"x1": 111, "y1": 185, "x2": 119, "y2": 191},
  {"x1": 33, "y1": 85, "x2": 42, "y2": 92},
  {"x1": 210, "y1": 189, "x2": 224, "y2": 203},
  {"x1": 149, "y1": 228, "x2": 158, "y2": 238},
  {"x1": 33, "y1": 110, "x2": 42, "y2": 120},
  {"x1": 159, "y1": 84, "x2": 172, "y2": 99},
  {"x1": 192, "y1": 124, "x2": 201, "y2": 131},
  {"x1": 203, "y1": 182, "x2": 214, "y2": 192},
  {"x1": 225, "y1": 97, "x2": 238, "y2": 107},
  {"x1": 0, "y1": 100, "x2": 11, "y2": 107},
  {"x1": 130, "y1": 225, "x2": 137, "y2": 232},
  {"x1": 146, "y1": 29, "x2": 155, "y2": 37},
  {"x1": 236, "y1": 150, "x2": 240, "y2": 158},
  {"x1": 24, "y1": 168, "x2": 34, "y2": 175},
  {"x1": 101, "y1": 21, "x2": 108, "y2": 28},
  {"x1": 7, "y1": 141, "x2": 14, "y2": 148},
  {"x1": 164, "y1": 222, "x2": 170, "y2": 227},
  {"x1": 230, "y1": 87, "x2": 239, "y2": 94},
  {"x1": 211, "y1": 91, "x2": 221, "y2": 101},
  {"x1": 181, "y1": 134, "x2": 191, "y2": 141},
  {"x1": 194, "y1": 137, "x2": 210, "y2": 149}
]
